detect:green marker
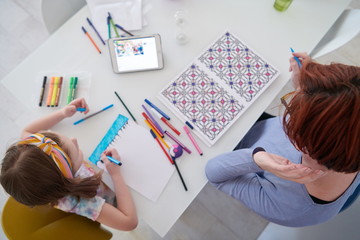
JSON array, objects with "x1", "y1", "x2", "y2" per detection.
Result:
[
  {"x1": 71, "y1": 77, "x2": 78, "y2": 101},
  {"x1": 67, "y1": 77, "x2": 74, "y2": 104},
  {"x1": 108, "y1": 12, "x2": 119, "y2": 37}
]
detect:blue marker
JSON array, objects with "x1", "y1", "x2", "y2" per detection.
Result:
[
  {"x1": 77, "y1": 108, "x2": 86, "y2": 112},
  {"x1": 107, "y1": 156, "x2": 122, "y2": 166},
  {"x1": 290, "y1": 48, "x2": 302, "y2": 68},
  {"x1": 144, "y1": 99, "x2": 170, "y2": 120},
  {"x1": 73, "y1": 104, "x2": 114, "y2": 125}
]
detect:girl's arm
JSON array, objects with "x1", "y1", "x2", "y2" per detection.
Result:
[
  {"x1": 21, "y1": 98, "x2": 89, "y2": 138},
  {"x1": 96, "y1": 149, "x2": 138, "y2": 231}
]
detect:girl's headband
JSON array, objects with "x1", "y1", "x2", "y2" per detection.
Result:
[{"x1": 17, "y1": 133, "x2": 73, "y2": 178}]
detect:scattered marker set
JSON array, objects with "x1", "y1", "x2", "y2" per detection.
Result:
[{"x1": 38, "y1": 75, "x2": 79, "y2": 107}]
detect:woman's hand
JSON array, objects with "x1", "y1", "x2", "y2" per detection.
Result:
[
  {"x1": 63, "y1": 98, "x2": 89, "y2": 118},
  {"x1": 101, "y1": 148, "x2": 122, "y2": 177},
  {"x1": 289, "y1": 52, "x2": 310, "y2": 89},
  {"x1": 253, "y1": 151, "x2": 325, "y2": 184}
]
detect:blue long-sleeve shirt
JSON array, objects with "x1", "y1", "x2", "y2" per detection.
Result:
[{"x1": 205, "y1": 117, "x2": 360, "y2": 227}]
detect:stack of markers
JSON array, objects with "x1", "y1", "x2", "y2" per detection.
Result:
[{"x1": 38, "y1": 76, "x2": 78, "y2": 107}]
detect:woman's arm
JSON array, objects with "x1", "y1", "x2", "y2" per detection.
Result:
[
  {"x1": 253, "y1": 151, "x2": 325, "y2": 184},
  {"x1": 205, "y1": 148, "x2": 263, "y2": 184},
  {"x1": 21, "y1": 98, "x2": 89, "y2": 138},
  {"x1": 96, "y1": 149, "x2": 138, "y2": 231}
]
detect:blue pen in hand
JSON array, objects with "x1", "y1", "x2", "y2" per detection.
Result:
[
  {"x1": 290, "y1": 48, "x2": 302, "y2": 68},
  {"x1": 107, "y1": 156, "x2": 122, "y2": 166}
]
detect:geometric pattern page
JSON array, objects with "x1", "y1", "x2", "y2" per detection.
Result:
[
  {"x1": 160, "y1": 64, "x2": 244, "y2": 146},
  {"x1": 198, "y1": 32, "x2": 279, "y2": 102}
]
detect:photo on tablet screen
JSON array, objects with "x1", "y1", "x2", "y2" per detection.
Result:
[{"x1": 109, "y1": 35, "x2": 163, "y2": 73}]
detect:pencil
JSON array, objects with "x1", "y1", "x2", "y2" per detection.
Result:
[
  {"x1": 81, "y1": 26, "x2": 102, "y2": 54},
  {"x1": 73, "y1": 104, "x2": 114, "y2": 125},
  {"x1": 39, "y1": 76, "x2": 47, "y2": 106},
  {"x1": 114, "y1": 91, "x2": 136, "y2": 122}
]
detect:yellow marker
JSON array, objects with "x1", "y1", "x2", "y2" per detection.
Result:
[
  {"x1": 144, "y1": 120, "x2": 170, "y2": 149},
  {"x1": 50, "y1": 77, "x2": 59, "y2": 107}
]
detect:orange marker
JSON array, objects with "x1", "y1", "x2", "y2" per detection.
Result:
[
  {"x1": 82, "y1": 26, "x2": 102, "y2": 54},
  {"x1": 55, "y1": 77, "x2": 63, "y2": 107},
  {"x1": 46, "y1": 77, "x2": 55, "y2": 107}
]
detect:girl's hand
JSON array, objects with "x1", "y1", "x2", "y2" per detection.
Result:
[
  {"x1": 63, "y1": 98, "x2": 89, "y2": 118},
  {"x1": 253, "y1": 151, "x2": 325, "y2": 184},
  {"x1": 289, "y1": 52, "x2": 310, "y2": 89},
  {"x1": 101, "y1": 148, "x2": 122, "y2": 177}
]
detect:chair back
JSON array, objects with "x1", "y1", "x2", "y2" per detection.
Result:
[
  {"x1": 41, "y1": 0, "x2": 86, "y2": 34},
  {"x1": 2, "y1": 197, "x2": 112, "y2": 240}
]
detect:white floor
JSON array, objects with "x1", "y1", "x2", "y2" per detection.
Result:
[{"x1": 0, "y1": 0, "x2": 359, "y2": 239}]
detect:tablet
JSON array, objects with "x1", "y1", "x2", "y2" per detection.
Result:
[{"x1": 108, "y1": 34, "x2": 164, "y2": 73}]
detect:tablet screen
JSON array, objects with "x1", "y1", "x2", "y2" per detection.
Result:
[{"x1": 112, "y1": 36, "x2": 160, "y2": 72}]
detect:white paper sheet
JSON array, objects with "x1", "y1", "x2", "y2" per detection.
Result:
[{"x1": 86, "y1": 0, "x2": 143, "y2": 39}]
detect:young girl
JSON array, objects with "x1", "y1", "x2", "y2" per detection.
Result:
[{"x1": 0, "y1": 98, "x2": 138, "y2": 231}]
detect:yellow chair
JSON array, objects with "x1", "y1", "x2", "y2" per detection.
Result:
[{"x1": 1, "y1": 197, "x2": 112, "y2": 240}]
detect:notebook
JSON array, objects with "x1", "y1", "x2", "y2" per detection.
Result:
[
  {"x1": 158, "y1": 32, "x2": 280, "y2": 146},
  {"x1": 89, "y1": 114, "x2": 174, "y2": 202}
]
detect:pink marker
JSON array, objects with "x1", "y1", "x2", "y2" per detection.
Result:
[{"x1": 183, "y1": 126, "x2": 203, "y2": 156}]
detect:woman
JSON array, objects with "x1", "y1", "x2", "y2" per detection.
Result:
[{"x1": 205, "y1": 52, "x2": 360, "y2": 226}]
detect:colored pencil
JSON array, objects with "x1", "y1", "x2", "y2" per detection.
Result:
[
  {"x1": 114, "y1": 91, "x2": 136, "y2": 122},
  {"x1": 73, "y1": 104, "x2": 113, "y2": 125}
]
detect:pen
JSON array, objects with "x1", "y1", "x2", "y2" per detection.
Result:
[
  {"x1": 151, "y1": 108, "x2": 180, "y2": 135},
  {"x1": 115, "y1": 24, "x2": 134, "y2": 36},
  {"x1": 81, "y1": 26, "x2": 102, "y2": 54},
  {"x1": 39, "y1": 76, "x2": 47, "y2": 106},
  {"x1": 114, "y1": 91, "x2": 136, "y2": 122},
  {"x1": 77, "y1": 108, "x2": 86, "y2": 112},
  {"x1": 87, "y1": 17, "x2": 106, "y2": 45},
  {"x1": 71, "y1": 77, "x2": 78, "y2": 101},
  {"x1": 144, "y1": 99, "x2": 170, "y2": 120},
  {"x1": 164, "y1": 130, "x2": 192, "y2": 154},
  {"x1": 149, "y1": 129, "x2": 173, "y2": 164},
  {"x1": 108, "y1": 12, "x2": 119, "y2": 37},
  {"x1": 184, "y1": 126, "x2": 203, "y2": 156},
  {"x1": 46, "y1": 77, "x2": 55, "y2": 107},
  {"x1": 144, "y1": 120, "x2": 170, "y2": 148},
  {"x1": 73, "y1": 104, "x2": 114, "y2": 125},
  {"x1": 290, "y1": 48, "x2": 302, "y2": 68},
  {"x1": 107, "y1": 156, "x2": 122, "y2": 166},
  {"x1": 55, "y1": 76, "x2": 63, "y2": 107},
  {"x1": 142, "y1": 105, "x2": 164, "y2": 134},
  {"x1": 50, "y1": 77, "x2": 59, "y2": 107},
  {"x1": 142, "y1": 113, "x2": 164, "y2": 138}
]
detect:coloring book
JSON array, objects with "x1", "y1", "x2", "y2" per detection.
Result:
[{"x1": 159, "y1": 32, "x2": 279, "y2": 146}]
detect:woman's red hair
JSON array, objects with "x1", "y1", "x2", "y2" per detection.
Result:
[{"x1": 283, "y1": 61, "x2": 360, "y2": 173}]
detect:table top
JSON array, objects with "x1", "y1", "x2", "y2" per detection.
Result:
[{"x1": 2, "y1": 0, "x2": 351, "y2": 236}]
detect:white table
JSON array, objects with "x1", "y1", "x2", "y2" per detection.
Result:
[{"x1": 2, "y1": 0, "x2": 351, "y2": 237}]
